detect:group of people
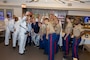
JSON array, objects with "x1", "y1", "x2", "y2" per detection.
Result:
[{"x1": 4, "y1": 11, "x2": 88, "y2": 60}]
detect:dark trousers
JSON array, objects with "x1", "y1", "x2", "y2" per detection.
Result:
[
  {"x1": 63, "y1": 34, "x2": 70, "y2": 56},
  {"x1": 44, "y1": 38, "x2": 48, "y2": 54},
  {"x1": 26, "y1": 36, "x2": 31, "y2": 46},
  {"x1": 48, "y1": 33, "x2": 56, "y2": 60},
  {"x1": 39, "y1": 34, "x2": 46, "y2": 49},
  {"x1": 54, "y1": 34, "x2": 60, "y2": 54},
  {"x1": 72, "y1": 37, "x2": 81, "y2": 59}
]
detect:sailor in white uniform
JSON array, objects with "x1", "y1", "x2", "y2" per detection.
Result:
[
  {"x1": 4, "y1": 14, "x2": 14, "y2": 46},
  {"x1": 18, "y1": 11, "x2": 30, "y2": 54},
  {"x1": 12, "y1": 17, "x2": 20, "y2": 48}
]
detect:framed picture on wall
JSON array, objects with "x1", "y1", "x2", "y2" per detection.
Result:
[
  {"x1": 6, "y1": 9, "x2": 13, "y2": 19},
  {"x1": 0, "y1": 9, "x2": 4, "y2": 20}
]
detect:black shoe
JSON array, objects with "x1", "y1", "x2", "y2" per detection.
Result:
[
  {"x1": 33, "y1": 42, "x2": 35, "y2": 46},
  {"x1": 36, "y1": 46, "x2": 39, "y2": 47},
  {"x1": 19, "y1": 53, "x2": 25, "y2": 55},
  {"x1": 5, "y1": 45, "x2": 8, "y2": 46},
  {"x1": 24, "y1": 49, "x2": 27, "y2": 52},
  {"x1": 13, "y1": 47, "x2": 16, "y2": 49}
]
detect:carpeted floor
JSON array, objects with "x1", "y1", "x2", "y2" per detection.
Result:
[{"x1": 0, "y1": 40, "x2": 90, "y2": 60}]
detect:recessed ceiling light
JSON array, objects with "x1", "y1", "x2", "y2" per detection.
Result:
[{"x1": 21, "y1": 4, "x2": 26, "y2": 8}]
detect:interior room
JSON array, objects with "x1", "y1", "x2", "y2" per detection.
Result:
[{"x1": 0, "y1": 0, "x2": 90, "y2": 60}]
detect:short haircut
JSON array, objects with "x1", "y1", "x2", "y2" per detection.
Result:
[
  {"x1": 75, "y1": 18, "x2": 81, "y2": 23},
  {"x1": 15, "y1": 17, "x2": 18, "y2": 20},
  {"x1": 6, "y1": 14, "x2": 10, "y2": 18},
  {"x1": 44, "y1": 18, "x2": 49, "y2": 21}
]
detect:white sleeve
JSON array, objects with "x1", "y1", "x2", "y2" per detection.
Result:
[
  {"x1": 4, "y1": 18, "x2": 9, "y2": 26},
  {"x1": 19, "y1": 16, "x2": 27, "y2": 23},
  {"x1": 8, "y1": 20, "x2": 14, "y2": 32}
]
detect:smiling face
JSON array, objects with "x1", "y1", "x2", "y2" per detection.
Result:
[
  {"x1": 32, "y1": 17, "x2": 36, "y2": 23},
  {"x1": 75, "y1": 20, "x2": 79, "y2": 25},
  {"x1": 44, "y1": 18, "x2": 49, "y2": 25},
  {"x1": 66, "y1": 18, "x2": 70, "y2": 23},
  {"x1": 55, "y1": 19, "x2": 59, "y2": 24},
  {"x1": 49, "y1": 14, "x2": 54, "y2": 20},
  {"x1": 15, "y1": 17, "x2": 18, "y2": 21}
]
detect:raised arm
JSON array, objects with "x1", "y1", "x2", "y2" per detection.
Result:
[{"x1": 20, "y1": 11, "x2": 31, "y2": 22}]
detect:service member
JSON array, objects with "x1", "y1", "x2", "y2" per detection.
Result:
[
  {"x1": 44, "y1": 18, "x2": 56, "y2": 60},
  {"x1": 63, "y1": 17, "x2": 73, "y2": 58}
]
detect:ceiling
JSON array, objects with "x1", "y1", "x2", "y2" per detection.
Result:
[
  {"x1": 0, "y1": 0, "x2": 90, "y2": 10},
  {"x1": 0, "y1": 0, "x2": 90, "y2": 3}
]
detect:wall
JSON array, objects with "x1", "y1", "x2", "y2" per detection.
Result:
[
  {"x1": 0, "y1": 6, "x2": 22, "y2": 18},
  {"x1": 68, "y1": 10, "x2": 90, "y2": 16},
  {"x1": 0, "y1": 0, "x2": 90, "y2": 18},
  {"x1": 0, "y1": 5, "x2": 90, "y2": 19},
  {"x1": 0, "y1": 0, "x2": 90, "y2": 11}
]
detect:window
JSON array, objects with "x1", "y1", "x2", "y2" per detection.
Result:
[
  {"x1": 0, "y1": 9, "x2": 4, "y2": 20},
  {"x1": 6, "y1": 9, "x2": 13, "y2": 19}
]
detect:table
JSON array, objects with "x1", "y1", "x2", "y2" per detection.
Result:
[
  {"x1": 79, "y1": 35, "x2": 90, "y2": 45},
  {"x1": 80, "y1": 35, "x2": 90, "y2": 52}
]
